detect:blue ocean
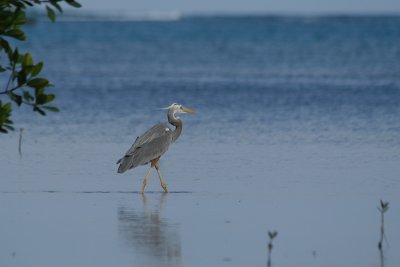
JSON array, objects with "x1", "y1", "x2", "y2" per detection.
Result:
[
  {"x1": 11, "y1": 15, "x2": 400, "y2": 144},
  {"x1": 1, "y1": 16, "x2": 400, "y2": 267}
]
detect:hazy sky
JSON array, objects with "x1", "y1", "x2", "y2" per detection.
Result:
[{"x1": 77, "y1": 0, "x2": 400, "y2": 15}]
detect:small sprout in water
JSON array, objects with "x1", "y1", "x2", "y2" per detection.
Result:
[
  {"x1": 377, "y1": 200, "x2": 389, "y2": 252},
  {"x1": 379, "y1": 200, "x2": 389, "y2": 213},
  {"x1": 267, "y1": 230, "x2": 278, "y2": 267},
  {"x1": 268, "y1": 231, "x2": 278, "y2": 240}
]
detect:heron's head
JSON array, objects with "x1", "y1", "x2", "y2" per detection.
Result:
[{"x1": 162, "y1": 103, "x2": 194, "y2": 119}]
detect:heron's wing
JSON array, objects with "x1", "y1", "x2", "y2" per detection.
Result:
[
  {"x1": 117, "y1": 123, "x2": 173, "y2": 172},
  {"x1": 123, "y1": 123, "x2": 170, "y2": 156},
  {"x1": 135, "y1": 123, "x2": 171, "y2": 147}
]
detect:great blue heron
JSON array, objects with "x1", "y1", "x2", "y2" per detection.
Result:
[{"x1": 117, "y1": 103, "x2": 194, "y2": 193}]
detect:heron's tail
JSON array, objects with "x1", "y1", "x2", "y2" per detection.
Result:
[
  {"x1": 117, "y1": 144, "x2": 146, "y2": 173},
  {"x1": 117, "y1": 155, "x2": 141, "y2": 173},
  {"x1": 116, "y1": 157, "x2": 129, "y2": 173}
]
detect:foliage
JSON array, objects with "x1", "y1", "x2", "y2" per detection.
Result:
[{"x1": 0, "y1": 0, "x2": 81, "y2": 133}]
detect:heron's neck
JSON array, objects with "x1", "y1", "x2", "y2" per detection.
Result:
[{"x1": 168, "y1": 110, "x2": 182, "y2": 143}]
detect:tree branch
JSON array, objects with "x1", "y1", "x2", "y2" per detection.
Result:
[
  {"x1": 2, "y1": 63, "x2": 17, "y2": 95},
  {"x1": 0, "y1": 83, "x2": 24, "y2": 95}
]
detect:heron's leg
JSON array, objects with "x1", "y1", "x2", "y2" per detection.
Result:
[
  {"x1": 141, "y1": 165, "x2": 152, "y2": 194},
  {"x1": 154, "y1": 161, "x2": 169, "y2": 193}
]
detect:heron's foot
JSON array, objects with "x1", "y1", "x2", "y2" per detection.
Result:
[
  {"x1": 161, "y1": 183, "x2": 169, "y2": 193},
  {"x1": 141, "y1": 179, "x2": 147, "y2": 194}
]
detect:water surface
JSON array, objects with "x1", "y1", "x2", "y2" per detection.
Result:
[{"x1": 1, "y1": 16, "x2": 400, "y2": 267}]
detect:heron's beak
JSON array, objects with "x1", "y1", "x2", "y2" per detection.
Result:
[{"x1": 182, "y1": 107, "x2": 194, "y2": 114}]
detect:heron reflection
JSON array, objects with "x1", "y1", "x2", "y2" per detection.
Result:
[{"x1": 118, "y1": 193, "x2": 181, "y2": 267}]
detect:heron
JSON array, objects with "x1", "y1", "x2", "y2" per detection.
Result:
[{"x1": 117, "y1": 103, "x2": 194, "y2": 193}]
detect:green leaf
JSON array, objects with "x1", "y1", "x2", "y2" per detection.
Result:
[
  {"x1": 36, "y1": 94, "x2": 47, "y2": 105},
  {"x1": 35, "y1": 93, "x2": 55, "y2": 105},
  {"x1": 17, "y1": 70, "x2": 27, "y2": 86},
  {"x1": 8, "y1": 92, "x2": 22, "y2": 106},
  {"x1": 31, "y1": 62, "x2": 43, "y2": 77},
  {"x1": 35, "y1": 93, "x2": 54, "y2": 105},
  {"x1": 24, "y1": 65, "x2": 34, "y2": 74},
  {"x1": 65, "y1": 0, "x2": 82, "y2": 8},
  {"x1": 21, "y1": 1, "x2": 34, "y2": 7},
  {"x1": 4, "y1": 29, "x2": 25, "y2": 40},
  {"x1": 14, "y1": 10, "x2": 27, "y2": 25},
  {"x1": 43, "y1": 106, "x2": 59, "y2": 112},
  {"x1": 35, "y1": 87, "x2": 45, "y2": 97},
  {"x1": 27, "y1": 78, "x2": 49, "y2": 88},
  {"x1": 50, "y1": 0, "x2": 63, "y2": 13},
  {"x1": 23, "y1": 91, "x2": 34, "y2": 102},
  {"x1": 12, "y1": 48, "x2": 19, "y2": 62},
  {"x1": 33, "y1": 106, "x2": 46, "y2": 116},
  {"x1": 0, "y1": 39, "x2": 12, "y2": 55},
  {"x1": 23, "y1": 53, "x2": 33, "y2": 66},
  {"x1": 0, "y1": 100, "x2": 13, "y2": 134},
  {"x1": 46, "y1": 6, "x2": 56, "y2": 22},
  {"x1": 45, "y1": 94, "x2": 55, "y2": 103},
  {"x1": 3, "y1": 102, "x2": 12, "y2": 112}
]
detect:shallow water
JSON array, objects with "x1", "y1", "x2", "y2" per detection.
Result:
[
  {"x1": 1, "y1": 16, "x2": 400, "y2": 267},
  {"x1": 1, "y1": 139, "x2": 399, "y2": 267}
]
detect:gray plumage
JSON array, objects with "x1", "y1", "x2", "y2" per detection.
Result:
[
  {"x1": 117, "y1": 103, "x2": 191, "y2": 174},
  {"x1": 117, "y1": 123, "x2": 174, "y2": 173}
]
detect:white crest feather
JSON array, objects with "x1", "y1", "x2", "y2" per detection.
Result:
[{"x1": 159, "y1": 103, "x2": 178, "y2": 110}]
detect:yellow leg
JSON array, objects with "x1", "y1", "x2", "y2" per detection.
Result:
[
  {"x1": 155, "y1": 163, "x2": 169, "y2": 193},
  {"x1": 141, "y1": 165, "x2": 152, "y2": 194}
]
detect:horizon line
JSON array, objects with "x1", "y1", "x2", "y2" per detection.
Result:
[{"x1": 29, "y1": 9, "x2": 400, "y2": 22}]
